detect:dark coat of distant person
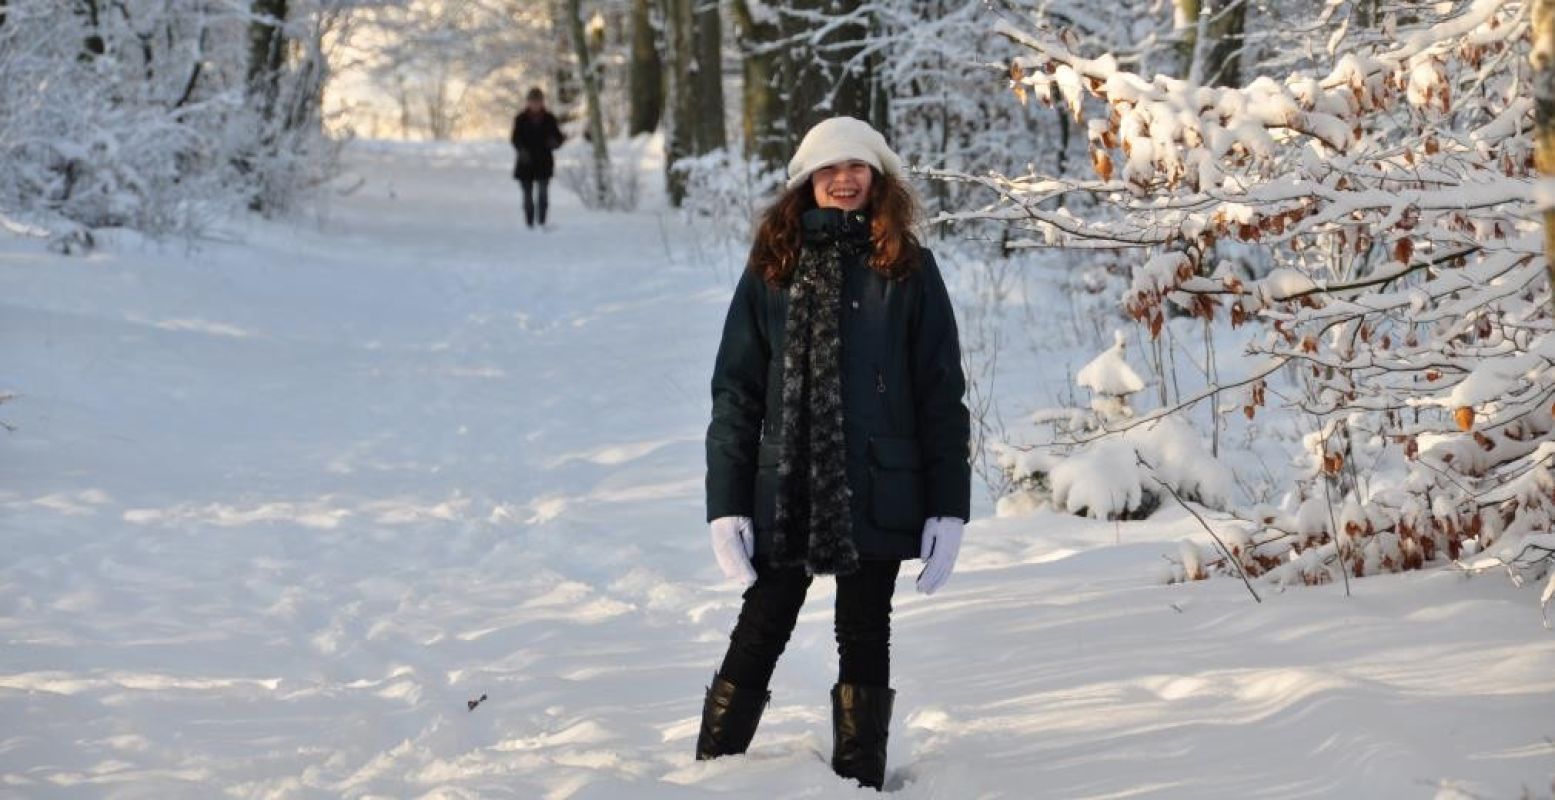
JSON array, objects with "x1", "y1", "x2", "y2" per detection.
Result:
[{"x1": 510, "y1": 111, "x2": 564, "y2": 182}]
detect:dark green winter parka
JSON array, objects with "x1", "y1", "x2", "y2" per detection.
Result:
[{"x1": 705, "y1": 209, "x2": 972, "y2": 562}]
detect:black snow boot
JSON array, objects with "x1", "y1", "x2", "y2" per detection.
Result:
[
  {"x1": 695, "y1": 673, "x2": 770, "y2": 760},
  {"x1": 831, "y1": 682, "x2": 894, "y2": 791}
]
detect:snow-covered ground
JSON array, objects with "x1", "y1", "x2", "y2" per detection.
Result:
[{"x1": 3, "y1": 140, "x2": 1554, "y2": 799}]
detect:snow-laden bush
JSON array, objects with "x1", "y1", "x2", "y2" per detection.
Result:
[
  {"x1": 557, "y1": 137, "x2": 646, "y2": 212},
  {"x1": 997, "y1": 331, "x2": 1232, "y2": 521},
  {"x1": 663, "y1": 147, "x2": 787, "y2": 272},
  {"x1": 670, "y1": 148, "x2": 785, "y2": 245}
]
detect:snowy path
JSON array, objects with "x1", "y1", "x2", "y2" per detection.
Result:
[{"x1": 3, "y1": 141, "x2": 1554, "y2": 798}]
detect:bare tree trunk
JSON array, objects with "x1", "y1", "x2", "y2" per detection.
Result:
[
  {"x1": 777, "y1": 0, "x2": 870, "y2": 149},
  {"x1": 588, "y1": 4, "x2": 611, "y2": 136},
  {"x1": 662, "y1": 0, "x2": 693, "y2": 205},
  {"x1": 173, "y1": 23, "x2": 210, "y2": 109},
  {"x1": 730, "y1": 0, "x2": 783, "y2": 169},
  {"x1": 247, "y1": 0, "x2": 287, "y2": 126},
  {"x1": 393, "y1": 75, "x2": 413, "y2": 138},
  {"x1": 566, "y1": 0, "x2": 611, "y2": 205},
  {"x1": 284, "y1": 8, "x2": 338, "y2": 140},
  {"x1": 628, "y1": 0, "x2": 663, "y2": 135},
  {"x1": 1536, "y1": 0, "x2": 1555, "y2": 313},
  {"x1": 1180, "y1": 0, "x2": 1246, "y2": 86},
  {"x1": 243, "y1": 0, "x2": 288, "y2": 210},
  {"x1": 1202, "y1": 0, "x2": 1246, "y2": 87},
  {"x1": 427, "y1": 67, "x2": 453, "y2": 140},
  {"x1": 550, "y1": 0, "x2": 580, "y2": 108},
  {"x1": 929, "y1": 2, "x2": 950, "y2": 219},
  {"x1": 866, "y1": 14, "x2": 888, "y2": 134},
  {"x1": 690, "y1": 0, "x2": 724, "y2": 152},
  {"x1": 1175, "y1": 0, "x2": 1199, "y2": 80},
  {"x1": 1354, "y1": 0, "x2": 1380, "y2": 28}
]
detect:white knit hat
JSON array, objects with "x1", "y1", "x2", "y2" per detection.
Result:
[{"x1": 785, "y1": 116, "x2": 904, "y2": 190}]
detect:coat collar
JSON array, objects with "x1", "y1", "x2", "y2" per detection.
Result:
[{"x1": 800, "y1": 207, "x2": 871, "y2": 249}]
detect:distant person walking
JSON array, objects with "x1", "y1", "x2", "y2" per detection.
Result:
[
  {"x1": 696, "y1": 116, "x2": 971, "y2": 791},
  {"x1": 510, "y1": 87, "x2": 564, "y2": 229}
]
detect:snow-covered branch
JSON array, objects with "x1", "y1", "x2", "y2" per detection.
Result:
[{"x1": 977, "y1": 0, "x2": 1555, "y2": 593}]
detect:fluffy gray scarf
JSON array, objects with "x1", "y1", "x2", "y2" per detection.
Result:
[{"x1": 769, "y1": 208, "x2": 869, "y2": 576}]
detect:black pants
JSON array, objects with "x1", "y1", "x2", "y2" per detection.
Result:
[
  {"x1": 519, "y1": 178, "x2": 549, "y2": 227},
  {"x1": 718, "y1": 559, "x2": 901, "y2": 691}
]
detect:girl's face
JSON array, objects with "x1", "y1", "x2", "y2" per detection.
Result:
[{"x1": 811, "y1": 161, "x2": 873, "y2": 211}]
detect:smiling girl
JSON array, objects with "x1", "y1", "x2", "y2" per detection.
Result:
[{"x1": 696, "y1": 116, "x2": 971, "y2": 790}]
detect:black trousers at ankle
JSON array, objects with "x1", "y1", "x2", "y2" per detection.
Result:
[
  {"x1": 718, "y1": 558, "x2": 901, "y2": 690},
  {"x1": 519, "y1": 177, "x2": 550, "y2": 225}
]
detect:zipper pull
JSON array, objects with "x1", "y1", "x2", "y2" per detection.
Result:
[{"x1": 876, "y1": 370, "x2": 886, "y2": 393}]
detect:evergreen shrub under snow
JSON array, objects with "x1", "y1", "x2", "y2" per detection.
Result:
[{"x1": 996, "y1": 332, "x2": 1233, "y2": 522}]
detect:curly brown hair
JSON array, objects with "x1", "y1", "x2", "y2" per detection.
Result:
[{"x1": 748, "y1": 168, "x2": 922, "y2": 287}]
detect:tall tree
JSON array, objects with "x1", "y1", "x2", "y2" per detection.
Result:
[
  {"x1": 1175, "y1": 0, "x2": 1198, "y2": 78},
  {"x1": 730, "y1": 0, "x2": 783, "y2": 168},
  {"x1": 1353, "y1": 0, "x2": 1380, "y2": 28},
  {"x1": 1176, "y1": 0, "x2": 1246, "y2": 86},
  {"x1": 690, "y1": 0, "x2": 724, "y2": 152},
  {"x1": 566, "y1": 0, "x2": 611, "y2": 205},
  {"x1": 551, "y1": 0, "x2": 580, "y2": 108},
  {"x1": 247, "y1": 0, "x2": 288, "y2": 126},
  {"x1": 661, "y1": 0, "x2": 723, "y2": 204},
  {"x1": 627, "y1": 0, "x2": 662, "y2": 135},
  {"x1": 1537, "y1": 0, "x2": 1555, "y2": 313},
  {"x1": 1199, "y1": 0, "x2": 1246, "y2": 86},
  {"x1": 662, "y1": 0, "x2": 693, "y2": 204},
  {"x1": 244, "y1": 0, "x2": 293, "y2": 212},
  {"x1": 776, "y1": 0, "x2": 871, "y2": 147}
]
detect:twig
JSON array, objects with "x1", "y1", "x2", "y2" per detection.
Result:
[
  {"x1": 1138, "y1": 455, "x2": 1262, "y2": 604},
  {"x1": 1071, "y1": 356, "x2": 1290, "y2": 443},
  {"x1": 1320, "y1": 469, "x2": 1354, "y2": 598}
]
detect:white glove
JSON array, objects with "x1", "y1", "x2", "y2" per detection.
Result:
[
  {"x1": 917, "y1": 516, "x2": 964, "y2": 595},
  {"x1": 709, "y1": 516, "x2": 757, "y2": 587}
]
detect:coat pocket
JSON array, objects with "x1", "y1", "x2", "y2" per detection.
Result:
[
  {"x1": 868, "y1": 435, "x2": 925, "y2": 532},
  {"x1": 753, "y1": 439, "x2": 783, "y2": 531}
]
